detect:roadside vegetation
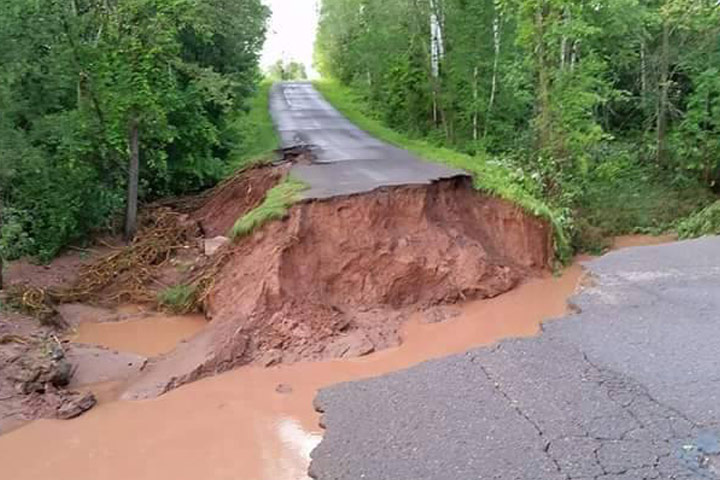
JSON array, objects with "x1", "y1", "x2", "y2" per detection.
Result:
[
  {"x1": 158, "y1": 284, "x2": 198, "y2": 314},
  {"x1": 0, "y1": 0, "x2": 270, "y2": 267},
  {"x1": 678, "y1": 201, "x2": 720, "y2": 239},
  {"x1": 315, "y1": 0, "x2": 720, "y2": 253},
  {"x1": 230, "y1": 178, "x2": 308, "y2": 239},
  {"x1": 315, "y1": 79, "x2": 572, "y2": 260}
]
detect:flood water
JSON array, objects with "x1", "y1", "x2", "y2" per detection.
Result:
[
  {"x1": 0, "y1": 238, "x2": 667, "y2": 480},
  {"x1": 71, "y1": 313, "x2": 207, "y2": 357}
]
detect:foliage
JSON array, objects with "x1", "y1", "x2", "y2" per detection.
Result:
[
  {"x1": 677, "y1": 202, "x2": 720, "y2": 239},
  {"x1": 316, "y1": 0, "x2": 720, "y2": 252},
  {"x1": 158, "y1": 284, "x2": 198, "y2": 313},
  {"x1": 0, "y1": 0, "x2": 269, "y2": 262},
  {"x1": 267, "y1": 60, "x2": 309, "y2": 81},
  {"x1": 573, "y1": 146, "x2": 712, "y2": 251},
  {"x1": 226, "y1": 81, "x2": 280, "y2": 171},
  {"x1": 315, "y1": 79, "x2": 572, "y2": 261},
  {"x1": 230, "y1": 178, "x2": 308, "y2": 239}
]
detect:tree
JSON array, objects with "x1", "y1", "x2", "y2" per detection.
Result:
[
  {"x1": 268, "y1": 60, "x2": 309, "y2": 80},
  {"x1": 0, "y1": 0, "x2": 269, "y2": 258}
]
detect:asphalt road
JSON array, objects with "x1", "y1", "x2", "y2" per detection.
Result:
[
  {"x1": 269, "y1": 82, "x2": 467, "y2": 199},
  {"x1": 310, "y1": 236, "x2": 720, "y2": 480}
]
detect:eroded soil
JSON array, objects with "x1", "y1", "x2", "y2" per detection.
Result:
[
  {"x1": 0, "y1": 258, "x2": 584, "y2": 480},
  {"x1": 123, "y1": 176, "x2": 552, "y2": 399}
]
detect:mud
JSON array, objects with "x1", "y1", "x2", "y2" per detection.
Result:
[
  {"x1": 71, "y1": 313, "x2": 206, "y2": 357},
  {"x1": 124, "y1": 177, "x2": 552, "y2": 399},
  {"x1": 0, "y1": 313, "x2": 96, "y2": 434},
  {"x1": 0, "y1": 260, "x2": 583, "y2": 480},
  {"x1": 192, "y1": 164, "x2": 287, "y2": 238}
]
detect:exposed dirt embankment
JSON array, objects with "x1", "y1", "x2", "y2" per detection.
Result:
[
  {"x1": 192, "y1": 165, "x2": 288, "y2": 238},
  {"x1": 124, "y1": 177, "x2": 552, "y2": 399}
]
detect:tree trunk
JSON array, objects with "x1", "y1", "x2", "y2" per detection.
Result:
[
  {"x1": 536, "y1": 1, "x2": 552, "y2": 152},
  {"x1": 473, "y1": 65, "x2": 479, "y2": 141},
  {"x1": 124, "y1": 119, "x2": 140, "y2": 242},
  {"x1": 656, "y1": 19, "x2": 670, "y2": 165},
  {"x1": 484, "y1": 12, "x2": 501, "y2": 138},
  {"x1": 640, "y1": 39, "x2": 647, "y2": 114}
]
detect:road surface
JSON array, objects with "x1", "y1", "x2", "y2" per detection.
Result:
[
  {"x1": 310, "y1": 236, "x2": 720, "y2": 479},
  {"x1": 269, "y1": 82, "x2": 466, "y2": 199}
]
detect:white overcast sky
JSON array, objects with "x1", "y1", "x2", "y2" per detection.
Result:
[{"x1": 261, "y1": 0, "x2": 320, "y2": 78}]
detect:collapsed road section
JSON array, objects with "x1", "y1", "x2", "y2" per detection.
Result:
[
  {"x1": 122, "y1": 172, "x2": 552, "y2": 399},
  {"x1": 119, "y1": 82, "x2": 553, "y2": 399}
]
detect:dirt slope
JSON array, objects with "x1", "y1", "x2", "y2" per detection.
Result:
[{"x1": 124, "y1": 177, "x2": 552, "y2": 399}]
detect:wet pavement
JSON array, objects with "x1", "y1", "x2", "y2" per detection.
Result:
[
  {"x1": 269, "y1": 82, "x2": 467, "y2": 199},
  {"x1": 310, "y1": 236, "x2": 720, "y2": 480}
]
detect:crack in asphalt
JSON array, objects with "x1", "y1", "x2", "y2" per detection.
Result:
[
  {"x1": 475, "y1": 359, "x2": 570, "y2": 479},
  {"x1": 310, "y1": 237, "x2": 720, "y2": 480}
]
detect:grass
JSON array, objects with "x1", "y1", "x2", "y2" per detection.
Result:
[
  {"x1": 157, "y1": 284, "x2": 197, "y2": 313},
  {"x1": 678, "y1": 201, "x2": 720, "y2": 239},
  {"x1": 230, "y1": 177, "x2": 308, "y2": 239},
  {"x1": 228, "y1": 80, "x2": 280, "y2": 171},
  {"x1": 313, "y1": 79, "x2": 572, "y2": 262}
]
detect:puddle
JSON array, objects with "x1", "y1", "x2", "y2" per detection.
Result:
[
  {"x1": 0, "y1": 236, "x2": 671, "y2": 480},
  {"x1": 70, "y1": 314, "x2": 207, "y2": 357}
]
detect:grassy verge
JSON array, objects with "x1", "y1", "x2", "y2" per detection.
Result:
[
  {"x1": 230, "y1": 177, "x2": 308, "y2": 239},
  {"x1": 228, "y1": 80, "x2": 280, "y2": 171},
  {"x1": 678, "y1": 201, "x2": 720, "y2": 239},
  {"x1": 313, "y1": 79, "x2": 571, "y2": 261}
]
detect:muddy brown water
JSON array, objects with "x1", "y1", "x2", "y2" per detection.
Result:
[
  {"x1": 0, "y1": 237, "x2": 672, "y2": 480},
  {"x1": 71, "y1": 313, "x2": 207, "y2": 357}
]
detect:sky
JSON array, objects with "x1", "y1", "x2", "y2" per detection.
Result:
[{"x1": 260, "y1": 0, "x2": 320, "y2": 78}]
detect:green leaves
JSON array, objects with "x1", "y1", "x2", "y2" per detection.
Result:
[{"x1": 0, "y1": 0, "x2": 269, "y2": 261}]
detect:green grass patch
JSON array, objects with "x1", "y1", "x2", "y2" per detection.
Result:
[
  {"x1": 228, "y1": 80, "x2": 280, "y2": 171},
  {"x1": 314, "y1": 79, "x2": 571, "y2": 262},
  {"x1": 677, "y1": 201, "x2": 720, "y2": 239},
  {"x1": 158, "y1": 284, "x2": 197, "y2": 313},
  {"x1": 230, "y1": 177, "x2": 308, "y2": 239}
]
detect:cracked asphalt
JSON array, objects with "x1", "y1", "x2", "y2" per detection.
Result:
[
  {"x1": 269, "y1": 82, "x2": 467, "y2": 199},
  {"x1": 309, "y1": 236, "x2": 720, "y2": 480}
]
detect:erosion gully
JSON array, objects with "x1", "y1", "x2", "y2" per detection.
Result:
[{"x1": 0, "y1": 235, "x2": 673, "y2": 480}]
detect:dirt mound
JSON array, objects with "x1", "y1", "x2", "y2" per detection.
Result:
[
  {"x1": 124, "y1": 177, "x2": 552, "y2": 399},
  {"x1": 192, "y1": 164, "x2": 287, "y2": 238},
  {"x1": 0, "y1": 313, "x2": 97, "y2": 433}
]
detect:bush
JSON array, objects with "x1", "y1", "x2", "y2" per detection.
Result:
[
  {"x1": 678, "y1": 201, "x2": 720, "y2": 239},
  {"x1": 158, "y1": 284, "x2": 197, "y2": 313}
]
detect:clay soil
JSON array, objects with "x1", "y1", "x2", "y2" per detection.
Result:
[
  {"x1": 0, "y1": 164, "x2": 287, "y2": 431},
  {"x1": 124, "y1": 176, "x2": 552, "y2": 399},
  {"x1": 192, "y1": 164, "x2": 288, "y2": 238},
  {"x1": 1, "y1": 165, "x2": 552, "y2": 416}
]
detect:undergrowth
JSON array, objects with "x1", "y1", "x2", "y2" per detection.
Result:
[
  {"x1": 228, "y1": 81, "x2": 280, "y2": 172},
  {"x1": 572, "y1": 153, "x2": 713, "y2": 252},
  {"x1": 158, "y1": 284, "x2": 197, "y2": 313},
  {"x1": 678, "y1": 201, "x2": 720, "y2": 239},
  {"x1": 230, "y1": 177, "x2": 307, "y2": 239},
  {"x1": 314, "y1": 79, "x2": 572, "y2": 262}
]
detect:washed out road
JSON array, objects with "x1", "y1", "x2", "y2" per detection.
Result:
[
  {"x1": 310, "y1": 236, "x2": 720, "y2": 480},
  {"x1": 269, "y1": 82, "x2": 466, "y2": 199}
]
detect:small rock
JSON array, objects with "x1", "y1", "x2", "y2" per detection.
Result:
[
  {"x1": 57, "y1": 392, "x2": 97, "y2": 420},
  {"x1": 259, "y1": 349, "x2": 283, "y2": 367},
  {"x1": 326, "y1": 332, "x2": 375, "y2": 359},
  {"x1": 276, "y1": 384, "x2": 293, "y2": 394},
  {"x1": 204, "y1": 236, "x2": 230, "y2": 256},
  {"x1": 423, "y1": 307, "x2": 462, "y2": 324},
  {"x1": 49, "y1": 359, "x2": 73, "y2": 388}
]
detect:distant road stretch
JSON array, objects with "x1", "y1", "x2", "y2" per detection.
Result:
[{"x1": 269, "y1": 82, "x2": 466, "y2": 200}]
